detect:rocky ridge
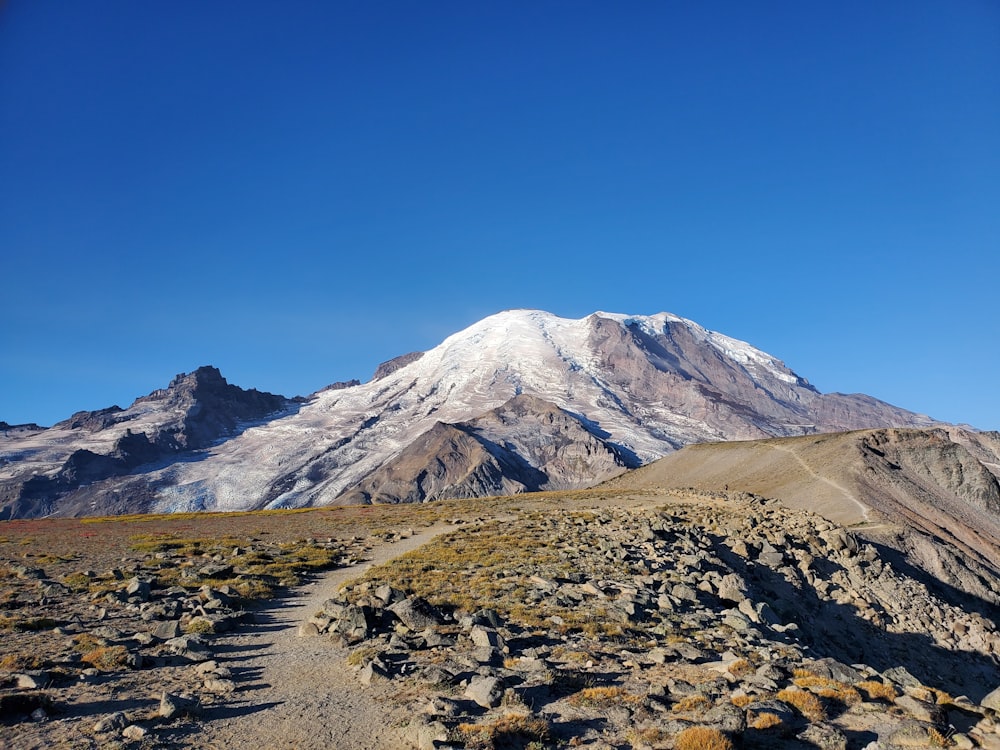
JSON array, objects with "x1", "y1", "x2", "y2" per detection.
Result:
[{"x1": 0, "y1": 367, "x2": 294, "y2": 518}]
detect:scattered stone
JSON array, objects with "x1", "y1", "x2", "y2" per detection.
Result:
[
  {"x1": 465, "y1": 675, "x2": 503, "y2": 708},
  {"x1": 122, "y1": 724, "x2": 147, "y2": 740},
  {"x1": 159, "y1": 692, "x2": 198, "y2": 720},
  {"x1": 203, "y1": 678, "x2": 236, "y2": 694},
  {"x1": 152, "y1": 620, "x2": 182, "y2": 640},
  {"x1": 13, "y1": 671, "x2": 49, "y2": 689},
  {"x1": 93, "y1": 712, "x2": 127, "y2": 733},
  {"x1": 405, "y1": 718, "x2": 449, "y2": 750},
  {"x1": 388, "y1": 597, "x2": 445, "y2": 630},
  {"x1": 982, "y1": 685, "x2": 1000, "y2": 713},
  {"x1": 359, "y1": 660, "x2": 391, "y2": 685},
  {"x1": 798, "y1": 722, "x2": 847, "y2": 749}
]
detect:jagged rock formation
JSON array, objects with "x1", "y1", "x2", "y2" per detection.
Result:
[
  {"x1": 0, "y1": 310, "x2": 946, "y2": 516},
  {"x1": 0, "y1": 367, "x2": 293, "y2": 518}
]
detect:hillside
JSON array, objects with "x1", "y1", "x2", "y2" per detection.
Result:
[{"x1": 605, "y1": 427, "x2": 1000, "y2": 610}]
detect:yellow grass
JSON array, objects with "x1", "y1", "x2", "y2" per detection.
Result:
[
  {"x1": 777, "y1": 687, "x2": 826, "y2": 722},
  {"x1": 674, "y1": 726, "x2": 734, "y2": 750}
]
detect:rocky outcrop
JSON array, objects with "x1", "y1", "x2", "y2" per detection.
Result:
[
  {"x1": 372, "y1": 351, "x2": 424, "y2": 381},
  {"x1": 0, "y1": 367, "x2": 292, "y2": 518},
  {"x1": 338, "y1": 395, "x2": 636, "y2": 504}
]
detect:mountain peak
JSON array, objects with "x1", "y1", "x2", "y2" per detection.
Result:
[{"x1": 0, "y1": 308, "x2": 943, "y2": 517}]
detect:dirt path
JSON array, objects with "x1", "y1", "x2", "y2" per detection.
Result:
[
  {"x1": 770, "y1": 444, "x2": 871, "y2": 522},
  {"x1": 195, "y1": 523, "x2": 456, "y2": 750}
]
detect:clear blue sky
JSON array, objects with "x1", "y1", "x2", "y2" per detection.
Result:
[{"x1": 2, "y1": 1, "x2": 998, "y2": 430}]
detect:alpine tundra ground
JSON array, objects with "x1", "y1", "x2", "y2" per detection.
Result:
[{"x1": 1, "y1": 488, "x2": 999, "y2": 749}]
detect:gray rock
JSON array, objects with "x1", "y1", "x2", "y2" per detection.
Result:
[
  {"x1": 758, "y1": 550, "x2": 786, "y2": 568},
  {"x1": 797, "y1": 722, "x2": 847, "y2": 749},
  {"x1": 418, "y1": 665, "x2": 457, "y2": 686},
  {"x1": 981, "y1": 684, "x2": 1000, "y2": 712},
  {"x1": 884, "y1": 720, "x2": 935, "y2": 747},
  {"x1": 894, "y1": 694, "x2": 944, "y2": 724},
  {"x1": 465, "y1": 675, "x2": 503, "y2": 708},
  {"x1": 422, "y1": 630, "x2": 455, "y2": 648},
  {"x1": 671, "y1": 583, "x2": 699, "y2": 603},
  {"x1": 198, "y1": 563, "x2": 234, "y2": 579},
  {"x1": 884, "y1": 666, "x2": 923, "y2": 690},
  {"x1": 359, "y1": 660, "x2": 391, "y2": 685},
  {"x1": 703, "y1": 702, "x2": 746, "y2": 735},
  {"x1": 374, "y1": 584, "x2": 405, "y2": 604},
  {"x1": 93, "y1": 712, "x2": 128, "y2": 733},
  {"x1": 158, "y1": 692, "x2": 198, "y2": 720},
  {"x1": 388, "y1": 597, "x2": 445, "y2": 630},
  {"x1": 322, "y1": 598, "x2": 348, "y2": 617},
  {"x1": 203, "y1": 678, "x2": 236, "y2": 694},
  {"x1": 165, "y1": 634, "x2": 212, "y2": 661},
  {"x1": 152, "y1": 620, "x2": 181, "y2": 640},
  {"x1": 470, "y1": 626, "x2": 505, "y2": 651},
  {"x1": 125, "y1": 577, "x2": 151, "y2": 601},
  {"x1": 14, "y1": 671, "x2": 49, "y2": 689},
  {"x1": 298, "y1": 622, "x2": 321, "y2": 637},
  {"x1": 333, "y1": 605, "x2": 374, "y2": 641},
  {"x1": 405, "y1": 718, "x2": 449, "y2": 750},
  {"x1": 810, "y1": 658, "x2": 863, "y2": 685},
  {"x1": 122, "y1": 724, "x2": 148, "y2": 741}
]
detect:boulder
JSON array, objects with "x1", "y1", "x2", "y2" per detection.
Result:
[
  {"x1": 388, "y1": 597, "x2": 445, "y2": 630},
  {"x1": 797, "y1": 722, "x2": 847, "y2": 750},
  {"x1": 465, "y1": 675, "x2": 503, "y2": 708},
  {"x1": 122, "y1": 725, "x2": 147, "y2": 741},
  {"x1": 981, "y1": 685, "x2": 1000, "y2": 713},
  {"x1": 93, "y1": 712, "x2": 128, "y2": 733},
  {"x1": 151, "y1": 620, "x2": 181, "y2": 640}
]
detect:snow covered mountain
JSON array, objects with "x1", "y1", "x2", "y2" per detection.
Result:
[{"x1": 0, "y1": 310, "x2": 941, "y2": 517}]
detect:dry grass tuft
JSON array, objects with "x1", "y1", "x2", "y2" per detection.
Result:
[
  {"x1": 793, "y1": 674, "x2": 860, "y2": 705},
  {"x1": 455, "y1": 713, "x2": 552, "y2": 749},
  {"x1": 0, "y1": 652, "x2": 46, "y2": 671},
  {"x1": 777, "y1": 687, "x2": 826, "y2": 722},
  {"x1": 855, "y1": 680, "x2": 897, "y2": 702},
  {"x1": 727, "y1": 658, "x2": 753, "y2": 677},
  {"x1": 626, "y1": 726, "x2": 667, "y2": 745},
  {"x1": 928, "y1": 727, "x2": 953, "y2": 747},
  {"x1": 81, "y1": 645, "x2": 130, "y2": 671},
  {"x1": 567, "y1": 686, "x2": 630, "y2": 707},
  {"x1": 672, "y1": 694, "x2": 711, "y2": 713},
  {"x1": 674, "y1": 726, "x2": 733, "y2": 750},
  {"x1": 749, "y1": 711, "x2": 783, "y2": 730}
]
